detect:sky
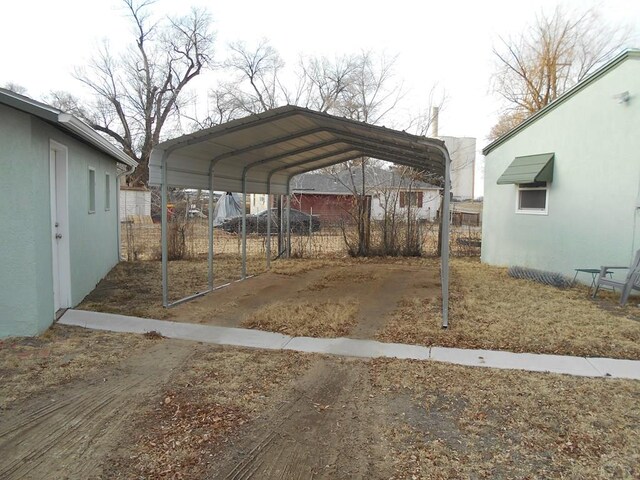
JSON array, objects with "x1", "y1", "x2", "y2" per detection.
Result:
[{"x1": 2, "y1": 0, "x2": 639, "y2": 196}]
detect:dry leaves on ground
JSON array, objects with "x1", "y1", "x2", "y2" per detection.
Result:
[
  {"x1": 104, "y1": 347, "x2": 311, "y2": 479},
  {"x1": 0, "y1": 325, "x2": 148, "y2": 409},
  {"x1": 371, "y1": 358, "x2": 640, "y2": 479}
]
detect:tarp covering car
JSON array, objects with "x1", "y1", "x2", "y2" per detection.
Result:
[{"x1": 213, "y1": 192, "x2": 244, "y2": 226}]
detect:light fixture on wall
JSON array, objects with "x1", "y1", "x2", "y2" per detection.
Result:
[{"x1": 613, "y1": 91, "x2": 630, "y2": 104}]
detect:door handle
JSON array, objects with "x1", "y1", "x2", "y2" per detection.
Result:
[{"x1": 55, "y1": 234, "x2": 63, "y2": 239}]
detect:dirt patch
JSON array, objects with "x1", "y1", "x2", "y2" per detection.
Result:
[
  {"x1": 209, "y1": 356, "x2": 394, "y2": 479},
  {"x1": 101, "y1": 347, "x2": 312, "y2": 479},
  {"x1": 0, "y1": 324, "x2": 148, "y2": 410},
  {"x1": 2, "y1": 321, "x2": 638, "y2": 479},
  {"x1": 379, "y1": 258, "x2": 640, "y2": 359},
  {"x1": 371, "y1": 358, "x2": 640, "y2": 479},
  {"x1": 0, "y1": 338, "x2": 194, "y2": 479}
]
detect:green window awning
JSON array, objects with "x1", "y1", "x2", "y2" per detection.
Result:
[{"x1": 497, "y1": 153, "x2": 554, "y2": 185}]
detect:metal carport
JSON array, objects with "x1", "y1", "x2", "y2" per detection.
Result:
[{"x1": 149, "y1": 105, "x2": 452, "y2": 327}]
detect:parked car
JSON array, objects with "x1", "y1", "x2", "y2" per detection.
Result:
[{"x1": 220, "y1": 208, "x2": 320, "y2": 234}]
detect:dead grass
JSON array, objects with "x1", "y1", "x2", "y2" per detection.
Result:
[
  {"x1": 371, "y1": 358, "x2": 640, "y2": 479},
  {"x1": 242, "y1": 298, "x2": 359, "y2": 337},
  {"x1": 104, "y1": 347, "x2": 311, "y2": 479},
  {"x1": 379, "y1": 258, "x2": 640, "y2": 359},
  {"x1": 0, "y1": 324, "x2": 148, "y2": 409},
  {"x1": 80, "y1": 256, "x2": 640, "y2": 359}
]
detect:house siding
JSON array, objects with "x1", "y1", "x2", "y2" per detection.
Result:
[
  {"x1": 482, "y1": 57, "x2": 640, "y2": 281},
  {"x1": 0, "y1": 104, "x2": 120, "y2": 337}
]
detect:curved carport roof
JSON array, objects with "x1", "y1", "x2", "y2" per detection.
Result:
[
  {"x1": 149, "y1": 106, "x2": 452, "y2": 327},
  {"x1": 149, "y1": 105, "x2": 448, "y2": 194}
]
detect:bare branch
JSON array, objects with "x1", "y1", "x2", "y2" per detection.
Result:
[{"x1": 490, "y1": 6, "x2": 630, "y2": 138}]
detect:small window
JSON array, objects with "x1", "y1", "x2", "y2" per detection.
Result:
[
  {"x1": 517, "y1": 182, "x2": 548, "y2": 214},
  {"x1": 400, "y1": 191, "x2": 424, "y2": 208},
  {"x1": 105, "y1": 173, "x2": 111, "y2": 211},
  {"x1": 88, "y1": 168, "x2": 96, "y2": 213}
]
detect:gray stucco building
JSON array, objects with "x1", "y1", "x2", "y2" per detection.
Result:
[
  {"x1": 0, "y1": 89, "x2": 136, "y2": 337},
  {"x1": 482, "y1": 50, "x2": 640, "y2": 280}
]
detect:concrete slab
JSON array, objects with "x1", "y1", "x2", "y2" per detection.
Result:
[
  {"x1": 60, "y1": 310, "x2": 291, "y2": 350},
  {"x1": 283, "y1": 336, "x2": 430, "y2": 360},
  {"x1": 60, "y1": 310, "x2": 640, "y2": 380},
  {"x1": 430, "y1": 347, "x2": 603, "y2": 377},
  {"x1": 586, "y1": 357, "x2": 640, "y2": 380}
]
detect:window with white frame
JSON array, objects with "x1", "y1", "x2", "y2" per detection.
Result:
[
  {"x1": 88, "y1": 167, "x2": 96, "y2": 213},
  {"x1": 105, "y1": 173, "x2": 111, "y2": 211},
  {"x1": 516, "y1": 181, "x2": 548, "y2": 214}
]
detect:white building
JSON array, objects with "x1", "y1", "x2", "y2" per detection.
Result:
[
  {"x1": 441, "y1": 136, "x2": 476, "y2": 200},
  {"x1": 119, "y1": 186, "x2": 151, "y2": 221}
]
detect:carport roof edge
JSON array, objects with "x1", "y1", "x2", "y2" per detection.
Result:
[{"x1": 149, "y1": 105, "x2": 448, "y2": 194}]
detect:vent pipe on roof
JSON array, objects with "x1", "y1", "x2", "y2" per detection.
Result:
[{"x1": 431, "y1": 106, "x2": 439, "y2": 137}]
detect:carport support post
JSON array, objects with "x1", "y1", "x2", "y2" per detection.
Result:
[
  {"x1": 241, "y1": 175, "x2": 247, "y2": 279},
  {"x1": 207, "y1": 167, "x2": 214, "y2": 289},
  {"x1": 161, "y1": 152, "x2": 169, "y2": 307},
  {"x1": 286, "y1": 179, "x2": 292, "y2": 258},
  {"x1": 266, "y1": 187, "x2": 271, "y2": 269},
  {"x1": 441, "y1": 149, "x2": 452, "y2": 328}
]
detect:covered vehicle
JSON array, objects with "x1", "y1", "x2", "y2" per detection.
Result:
[
  {"x1": 212, "y1": 192, "x2": 243, "y2": 226},
  {"x1": 220, "y1": 208, "x2": 320, "y2": 234}
]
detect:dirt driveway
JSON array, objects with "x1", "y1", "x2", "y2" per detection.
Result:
[
  {"x1": 168, "y1": 260, "x2": 440, "y2": 339},
  {"x1": 6, "y1": 258, "x2": 632, "y2": 477},
  {"x1": 2, "y1": 328, "x2": 638, "y2": 479}
]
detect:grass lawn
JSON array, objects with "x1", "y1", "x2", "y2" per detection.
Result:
[{"x1": 379, "y1": 258, "x2": 640, "y2": 359}]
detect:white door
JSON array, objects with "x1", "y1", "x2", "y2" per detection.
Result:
[{"x1": 50, "y1": 142, "x2": 71, "y2": 313}]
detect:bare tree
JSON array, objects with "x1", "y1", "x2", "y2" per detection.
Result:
[
  {"x1": 58, "y1": 0, "x2": 215, "y2": 185},
  {"x1": 297, "y1": 54, "x2": 358, "y2": 112},
  {"x1": 3, "y1": 82, "x2": 28, "y2": 95},
  {"x1": 217, "y1": 39, "x2": 287, "y2": 115},
  {"x1": 330, "y1": 51, "x2": 405, "y2": 255},
  {"x1": 491, "y1": 6, "x2": 629, "y2": 139},
  {"x1": 488, "y1": 110, "x2": 529, "y2": 141}
]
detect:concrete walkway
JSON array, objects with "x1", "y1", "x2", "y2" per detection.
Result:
[{"x1": 59, "y1": 309, "x2": 640, "y2": 380}]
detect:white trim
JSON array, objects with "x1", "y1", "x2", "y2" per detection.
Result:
[
  {"x1": 0, "y1": 89, "x2": 137, "y2": 167},
  {"x1": 49, "y1": 140, "x2": 72, "y2": 311},
  {"x1": 515, "y1": 183, "x2": 549, "y2": 215},
  {"x1": 88, "y1": 167, "x2": 96, "y2": 214},
  {"x1": 58, "y1": 114, "x2": 138, "y2": 167}
]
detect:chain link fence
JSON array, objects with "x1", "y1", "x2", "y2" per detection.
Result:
[
  {"x1": 121, "y1": 213, "x2": 481, "y2": 262},
  {"x1": 121, "y1": 206, "x2": 480, "y2": 303}
]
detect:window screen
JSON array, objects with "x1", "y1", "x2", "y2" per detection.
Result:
[{"x1": 518, "y1": 189, "x2": 546, "y2": 210}]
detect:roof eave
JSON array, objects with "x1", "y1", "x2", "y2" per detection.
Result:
[
  {"x1": 58, "y1": 114, "x2": 138, "y2": 167},
  {"x1": 0, "y1": 88, "x2": 60, "y2": 122}
]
